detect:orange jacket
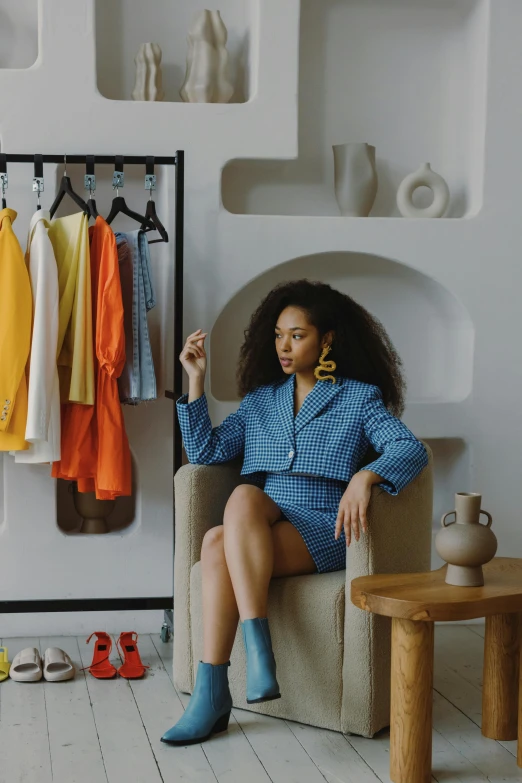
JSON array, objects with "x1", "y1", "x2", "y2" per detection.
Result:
[{"x1": 53, "y1": 217, "x2": 131, "y2": 499}]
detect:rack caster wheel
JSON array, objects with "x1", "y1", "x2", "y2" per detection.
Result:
[{"x1": 160, "y1": 622, "x2": 171, "y2": 643}]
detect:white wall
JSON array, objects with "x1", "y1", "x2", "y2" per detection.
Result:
[{"x1": 0, "y1": 0, "x2": 520, "y2": 634}]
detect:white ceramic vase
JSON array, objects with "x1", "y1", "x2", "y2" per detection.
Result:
[
  {"x1": 180, "y1": 10, "x2": 234, "y2": 103},
  {"x1": 132, "y1": 43, "x2": 164, "y2": 101},
  {"x1": 397, "y1": 162, "x2": 450, "y2": 218},
  {"x1": 332, "y1": 143, "x2": 378, "y2": 217}
]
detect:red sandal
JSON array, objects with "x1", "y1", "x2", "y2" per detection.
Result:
[
  {"x1": 116, "y1": 631, "x2": 149, "y2": 679},
  {"x1": 80, "y1": 631, "x2": 118, "y2": 679}
]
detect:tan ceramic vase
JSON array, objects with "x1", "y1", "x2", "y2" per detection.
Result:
[
  {"x1": 71, "y1": 482, "x2": 115, "y2": 534},
  {"x1": 435, "y1": 492, "x2": 497, "y2": 586}
]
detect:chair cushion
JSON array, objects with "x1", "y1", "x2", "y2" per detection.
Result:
[{"x1": 189, "y1": 561, "x2": 346, "y2": 731}]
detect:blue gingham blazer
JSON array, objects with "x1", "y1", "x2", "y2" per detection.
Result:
[{"x1": 176, "y1": 372, "x2": 428, "y2": 495}]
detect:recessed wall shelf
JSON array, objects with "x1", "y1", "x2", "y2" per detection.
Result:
[
  {"x1": 222, "y1": 0, "x2": 489, "y2": 218},
  {"x1": 95, "y1": 0, "x2": 255, "y2": 103},
  {"x1": 0, "y1": 0, "x2": 38, "y2": 69}
]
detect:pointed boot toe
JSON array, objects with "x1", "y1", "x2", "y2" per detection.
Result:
[
  {"x1": 161, "y1": 661, "x2": 232, "y2": 746},
  {"x1": 241, "y1": 617, "x2": 281, "y2": 704}
]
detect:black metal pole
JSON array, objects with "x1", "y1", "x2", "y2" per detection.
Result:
[{"x1": 173, "y1": 150, "x2": 184, "y2": 475}]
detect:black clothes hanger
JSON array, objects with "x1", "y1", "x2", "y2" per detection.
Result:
[
  {"x1": 49, "y1": 155, "x2": 90, "y2": 218},
  {"x1": 33, "y1": 154, "x2": 44, "y2": 211},
  {"x1": 0, "y1": 154, "x2": 8, "y2": 209},
  {"x1": 140, "y1": 156, "x2": 168, "y2": 244},
  {"x1": 84, "y1": 155, "x2": 99, "y2": 219},
  {"x1": 105, "y1": 155, "x2": 155, "y2": 230}
]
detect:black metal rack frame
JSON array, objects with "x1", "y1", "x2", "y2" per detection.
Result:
[{"x1": 0, "y1": 152, "x2": 184, "y2": 623}]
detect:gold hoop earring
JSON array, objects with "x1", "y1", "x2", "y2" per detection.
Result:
[{"x1": 314, "y1": 344, "x2": 336, "y2": 384}]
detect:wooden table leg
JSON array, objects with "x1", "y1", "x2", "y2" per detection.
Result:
[
  {"x1": 390, "y1": 617, "x2": 434, "y2": 783},
  {"x1": 482, "y1": 613, "x2": 520, "y2": 741},
  {"x1": 517, "y1": 615, "x2": 522, "y2": 767}
]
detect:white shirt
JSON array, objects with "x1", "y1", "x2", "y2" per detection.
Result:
[{"x1": 14, "y1": 210, "x2": 60, "y2": 464}]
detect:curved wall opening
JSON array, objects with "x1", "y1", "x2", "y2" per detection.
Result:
[
  {"x1": 0, "y1": 0, "x2": 38, "y2": 69},
  {"x1": 210, "y1": 251, "x2": 474, "y2": 404},
  {"x1": 222, "y1": 0, "x2": 488, "y2": 218},
  {"x1": 56, "y1": 454, "x2": 138, "y2": 535},
  {"x1": 95, "y1": 0, "x2": 255, "y2": 103}
]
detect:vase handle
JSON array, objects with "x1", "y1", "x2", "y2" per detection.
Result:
[
  {"x1": 441, "y1": 511, "x2": 456, "y2": 527},
  {"x1": 479, "y1": 510, "x2": 493, "y2": 527}
]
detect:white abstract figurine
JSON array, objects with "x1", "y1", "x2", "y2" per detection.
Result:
[
  {"x1": 132, "y1": 43, "x2": 165, "y2": 102},
  {"x1": 180, "y1": 10, "x2": 234, "y2": 103},
  {"x1": 397, "y1": 163, "x2": 450, "y2": 218}
]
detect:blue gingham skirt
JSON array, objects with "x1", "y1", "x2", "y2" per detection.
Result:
[{"x1": 263, "y1": 473, "x2": 348, "y2": 573}]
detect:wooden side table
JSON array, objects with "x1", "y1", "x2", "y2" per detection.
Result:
[{"x1": 351, "y1": 557, "x2": 522, "y2": 783}]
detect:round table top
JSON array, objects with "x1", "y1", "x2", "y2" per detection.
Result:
[{"x1": 350, "y1": 557, "x2": 522, "y2": 622}]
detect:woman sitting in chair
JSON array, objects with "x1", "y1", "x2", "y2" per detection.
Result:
[{"x1": 161, "y1": 278, "x2": 428, "y2": 746}]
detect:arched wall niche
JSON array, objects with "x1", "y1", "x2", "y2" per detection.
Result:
[
  {"x1": 210, "y1": 251, "x2": 474, "y2": 404},
  {"x1": 0, "y1": 0, "x2": 39, "y2": 69}
]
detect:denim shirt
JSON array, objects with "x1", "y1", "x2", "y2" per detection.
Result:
[{"x1": 115, "y1": 230, "x2": 157, "y2": 404}]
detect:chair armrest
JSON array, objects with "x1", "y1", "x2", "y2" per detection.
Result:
[
  {"x1": 174, "y1": 458, "x2": 243, "y2": 572},
  {"x1": 347, "y1": 441, "x2": 434, "y2": 582},
  {"x1": 341, "y1": 442, "x2": 434, "y2": 736}
]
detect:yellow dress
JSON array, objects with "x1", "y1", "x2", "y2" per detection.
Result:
[
  {"x1": 48, "y1": 212, "x2": 94, "y2": 405},
  {"x1": 0, "y1": 208, "x2": 32, "y2": 451}
]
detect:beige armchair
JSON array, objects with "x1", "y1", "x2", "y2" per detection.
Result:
[{"x1": 173, "y1": 443, "x2": 433, "y2": 737}]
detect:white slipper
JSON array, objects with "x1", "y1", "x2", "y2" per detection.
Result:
[
  {"x1": 43, "y1": 647, "x2": 75, "y2": 682},
  {"x1": 9, "y1": 647, "x2": 43, "y2": 682}
]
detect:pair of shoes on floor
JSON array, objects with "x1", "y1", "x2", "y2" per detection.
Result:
[
  {"x1": 161, "y1": 616, "x2": 280, "y2": 746},
  {"x1": 80, "y1": 631, "x2": 149, "y2": 679},
  {"x1": 2, "y1": 646, "x2": 75, "y2": 683}
]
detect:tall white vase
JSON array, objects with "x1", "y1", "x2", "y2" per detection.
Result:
[
  {"x1": 332, "y1": 143, "x2": 378, "y2": 217},
  {"x1": 132, "y1": 43, "x2": 164, "y2": 101},
  {"x1": 180, "y1": 10, "x2": 234, "y2": 103}
]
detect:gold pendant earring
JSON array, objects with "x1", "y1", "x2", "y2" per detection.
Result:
[{"x1": 314, "y1": 344, "x2": 336, "y2": 384}]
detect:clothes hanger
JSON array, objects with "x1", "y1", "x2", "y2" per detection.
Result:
[
  {"x1": 33, "y1": 154, "x2": 44, "y2": 211},
  {"x1": 105, "y1": 155, "x2": 155, "y2": 229},
  {"x1": 140, "y1": 156, "x2": 168, "y2": 244},
  {"x1": 49, "y1": 154, "x2": 90, "y2": 218},
  {"x1": 84, "y1": 155, "x2": 99, "y2": 219},
  {"x1": 0, "y1": 154, "x2": 8, "y2": 209}
]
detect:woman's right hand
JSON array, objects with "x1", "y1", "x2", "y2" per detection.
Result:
[{"x1": 179, "y1": 329, "x2": 208, "y2": 380}]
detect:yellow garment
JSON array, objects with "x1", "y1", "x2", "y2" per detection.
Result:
[
  {"x1": 0, "y1": 208, "x2": 32, "y2": 451},
  {"x1": 48, "y1": 212, "x2": 94, "y2": 405}
]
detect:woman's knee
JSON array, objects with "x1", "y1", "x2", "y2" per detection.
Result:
[
  {"x1": 201, "y1": 525, "x2": 225, "y2": 566},
  {"x1": 223, "y1": 484, "x2": 275, "y2": 528}
]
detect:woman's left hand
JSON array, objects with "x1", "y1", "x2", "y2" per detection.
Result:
[{"x1": 334, "y1": 473, "x2": 372, "y2": 547}]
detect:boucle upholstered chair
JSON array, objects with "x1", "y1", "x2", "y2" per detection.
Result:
[{"x1": 173, "y1": 442, "x2": 433, "y2": 738}]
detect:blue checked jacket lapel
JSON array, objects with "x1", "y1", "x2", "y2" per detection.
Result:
[{"x1": 274, "y1": 373, "x2": 344, "y2": 444}]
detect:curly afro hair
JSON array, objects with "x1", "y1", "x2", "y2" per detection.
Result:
[{"x1": 236, "y1": 278, "x2": 407, "y2": 417}]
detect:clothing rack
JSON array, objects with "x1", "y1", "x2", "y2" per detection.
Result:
[{"x1": 0, "y1": 153, "x2": 185, "y2": 633}]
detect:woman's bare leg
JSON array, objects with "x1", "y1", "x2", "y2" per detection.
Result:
[
  {"x1": 201, "y1": 485, "x2": 316, "y2": 663},
  {"x1": 201, "y1": 525, "x2": 239, "y2": 664},
  {"x1": 223, "y1": 484, "x2": 316, "y2": 619}
]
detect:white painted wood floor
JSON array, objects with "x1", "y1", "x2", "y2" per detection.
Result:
[{"x1": 0, "y1": 623, "x2": 520, "y2": 782}]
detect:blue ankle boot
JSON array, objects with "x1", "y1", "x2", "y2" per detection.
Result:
[
  {"x1": 241, "y1": 617, "x2": 281, "y2": 704},
  {"x1": 161, "y1": 660, "x2": 232, "y2": 745}
]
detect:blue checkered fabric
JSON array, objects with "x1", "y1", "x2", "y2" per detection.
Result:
[{"x1": 176, "y1": 373, "x2": 428, "y2": 573}]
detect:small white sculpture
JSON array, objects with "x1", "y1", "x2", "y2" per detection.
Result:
[
  {"x1": 332, "y1": 143, "x2": 378, "y2": 217},
  {"x1": 132, "y1": 43, "x2": 165, "y2": 102},
  {"x1": 180, "y1": 10, "x2": 234, "y2": 103},
  {"x1": 397, "y1": 162, "x2": 450, "y2": 218}
]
